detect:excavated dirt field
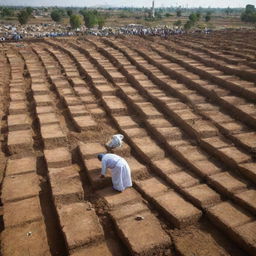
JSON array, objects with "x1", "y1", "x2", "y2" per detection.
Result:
[{"x1": 0, "y1": 30, "x2": 256, "y2": 256}]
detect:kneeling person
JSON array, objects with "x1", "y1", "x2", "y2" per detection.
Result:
[{"x1": 98, "y1": 153, "x2": 132, "y2": 192}]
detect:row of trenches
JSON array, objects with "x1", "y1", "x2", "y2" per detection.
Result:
[{"x1": 0, "y1": 32, "x2": 255, "y2": 256}]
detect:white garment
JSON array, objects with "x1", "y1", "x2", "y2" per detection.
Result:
[
  {"x1": 106, "y1": 134, "x2": 124, "y2": 149},
  {"x1": 101, "y1": 154, "x2": 132, "y2": 191}
]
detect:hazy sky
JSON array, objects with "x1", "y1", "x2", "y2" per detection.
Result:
[{"x1": 0, "y1": 0, "x2": 255, "y2": 8}]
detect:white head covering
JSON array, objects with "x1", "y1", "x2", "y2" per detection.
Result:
[{"x1": 106, "y1": 134, "x2": 124, "y2": 148}]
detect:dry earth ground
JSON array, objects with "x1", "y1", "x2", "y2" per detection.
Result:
[{"x1": 0, "y1": 30, "x2": 256, "y2": 256}]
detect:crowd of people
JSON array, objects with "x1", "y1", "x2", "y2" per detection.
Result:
[
  {"x1": 0, "y1": 23, "x2": 80, "y2": 41},
  {"x1": 86, "y1": 25, "x2": 188, "y2": 37},
  {"x1": 0, "y1": 23, "x2": 212, "y2": 41}
]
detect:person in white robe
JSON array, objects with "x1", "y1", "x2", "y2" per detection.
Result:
[{"x1": 98, "y1": 153, "x2": 132, "y2": 192}]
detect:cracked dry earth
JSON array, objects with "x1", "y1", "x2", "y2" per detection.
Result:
[{"x1": 0, "y1": 30, "x2": 255, "y2": 256}]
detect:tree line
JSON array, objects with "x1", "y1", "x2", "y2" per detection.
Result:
[
  {"x1": 0, "y1": 7, "x2": 106, "y2": 29},
  {"x1": 47, "y1": 8, "x2": 106, "y2": 29},
  {"x1": 0, "y1": 5, "x2": 255, "y2": 28}
]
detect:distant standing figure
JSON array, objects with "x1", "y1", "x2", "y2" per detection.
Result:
[{"x1": 97, "y1": 153, "x2": 132, "y2": 192}]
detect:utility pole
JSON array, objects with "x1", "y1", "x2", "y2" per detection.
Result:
[{"x1": 152, "y1": 0, "x2": 155, "y2": 18}]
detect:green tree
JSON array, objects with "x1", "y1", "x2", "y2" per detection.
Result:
[
  {"x1": 80, "y1": 9, "x2": 108, "y2": 29},
  {"x1": 85, "y1": 12, "x2": 98, "y2": 28},
  {"x1": 97, "y1": 15, "x2": 105, "y2": 29},
  {"x1": 196, "y1": 11, "x2": 201, "y2": 20},
  {"x1": 241, "y1": 4, "x2": 256, "y2": 23},
  {"x1": 26, "y1": 7, "x2": 33, "y2": 16},
  {"x1": 51, "y1": 9, "x2": 63, "y2": 22},
  {"x1": 1, "y1": 7, "x2": 14, "y2": 17},
  {"x1": 184, "y1": 20, "x2": 193, "y2": 30},
  {"x1": 189, "y1": 13, "x2": 198, "y2": 24},
  {"x1": 176, "y1": 9, "x2": 182, "y2": 17},
  {"x1": 17, "y1": 10, "x2": 30, "y2": 25},
  {"x1": 174, "y1": 20, "x2": 182, "y2": 26},
  {"x1": 225, "y1": 7, "x2": 232, "y2": 15},
  {"x1": 205, "y1": 12, "x2": 211, "y2": 22},
  {"x1": 80, "y1": 10, "x2": 98, "y2": 28},
  {"x1": 155, "y1": 11, "x2": 162, "y2": 19},
  {"x1": 67, "y1": 9, "x2": 73, "y2": 17},
  {"x1": 70, "y1": 14, "x2": 82, "y2": 29},
  {"x1": 245, "y1": 4, "x2": 255, "y2": 13}
]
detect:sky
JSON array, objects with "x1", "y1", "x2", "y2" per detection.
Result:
[{"x1": 0, "y1": 0, "x2": 255, "y2": 8}]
